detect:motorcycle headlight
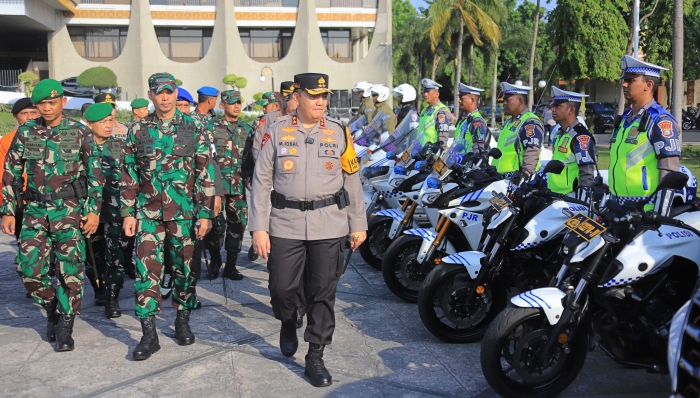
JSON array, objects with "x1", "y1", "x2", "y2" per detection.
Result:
[
  {"x1": 414, "y1": 161, "x2": 426, "y2": 171},
  {"x1": 394, "y1": 165, "x2": 407, "y2": 176},
  {"x1": 386, "y1": 150, "x2": 393, "y2": 159},
  {"x1": 426, "y1": 177, "x2": 442, "y2": 189}
]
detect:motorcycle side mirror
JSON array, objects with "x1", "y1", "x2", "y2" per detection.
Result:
[
  {"x1": 488, "y1": 148, "x2": 502, "y2": 160},
  {"x1": 542, "y1": 160, "x2": 566, "y2": 175},
  {"x1": 656, "y1": 171, "x2": 689, "y2": 192}
]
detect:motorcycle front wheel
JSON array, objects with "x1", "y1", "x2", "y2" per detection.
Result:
[
  {"x1": 418, "y1": 263, "x2": 507, "y2": 343},
  {"x1": 683, "y1": 121, "x2": 693, "y2": 130},
  {"x1": 381, "y1": 235, "x2": 430, "y2": 302},
  {"x1": 480, "y1": 307, "x2": 588, "y2": 398},
  {"x1": 359, "y1": 216, "x2": 393, "y2": 270}
]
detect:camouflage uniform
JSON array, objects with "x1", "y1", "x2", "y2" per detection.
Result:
[
  {"x1": 121, "y1": 110, "x2": 216, "y2": 318},
  {"x1": 191, "y1": 111, "x2": 214, "y2": 126},
  {"x1": 0, "y1": 116, "x2": 104, "y2": 315}
]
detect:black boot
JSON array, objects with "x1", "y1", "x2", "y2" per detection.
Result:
[
  {"x1": 104, "y1": 288, "x2": 121, "y2": 318},
  {"x1": 175, "y1": 310, "x2": 195, "y2": 346},
  {"x1": 247, "y1": 246, "x2": 259, "y2": 261},
  {"x1": 124, "y1": 238, "x2": 136, "y2": 279},
  {"x1": 43, "y1": 298, "x2": 59, "y2": 342},
  {"x1": 207, "y1": 249, "x2": 222, "y2": 280},
  {"x1": 87, "y1": 276, "x2": 105, "y2": 306},
  {"x1": 296, "y1": 310, "x2": 304, "y2": 329},
  {"x1": 133, "y1": 316, "x2": 160, "y2": 361},
  {"x1": 55, "y1": 314, "x2": 75, "y2": 352},
  {"x1": 279, "y1": 310, "x2": 298, "y2": 357},
  {"x1": 305, "y1": 343, "x2": 332, "y2": 387},
  {"x1": 222, "y1": 253, "x2": 243, "y2": 280}
]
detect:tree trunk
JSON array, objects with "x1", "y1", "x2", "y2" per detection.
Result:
[
  {"x1": 469, "y1": 42, "x2": 474, "y2": 85},
  {"x1": 528, "y1": 0, "x2": 541, "y2": 108},
  {"x1": 454, "y1": 18, "x2": 464, "y2": 118},
  {"x1": 417, "y1": 50, "x2": 422, "y2": 111},
  {"x1": 431, "y1": 53, "x2": 441, "y2": 81},
  {"x1": 672, "y1": 0, "x2": 683, "y2": 144},
  {"x1": 491, "y1": 54, "x2": 498, "y2": 128}
]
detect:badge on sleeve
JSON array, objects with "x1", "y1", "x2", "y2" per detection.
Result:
[
  {"x1": 261, "y1": 132, "x2": 271, "y2": 150},
  {"x1": 576, "y1": 135, "x2": 590, "y2": 150},
  {"x1": 340, "y1": 126, "x2": 359, "y2": 174},
  {"x1": 658, "y1": 121, "x2": 674, "y2": 138}
]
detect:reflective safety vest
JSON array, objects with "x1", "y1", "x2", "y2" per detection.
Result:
[
  {"x1": 493, "y1": 111, "x2": 538, "y2": 174},
  {"x1": 418, "y1": 102, "x2": 450, "y2": 146},
  {"x1": 455, "y1": 111, "x2": 486, "y2": 153},
  {"x1": 548, "y1": 128, "x2": 580, "y2": 194}
]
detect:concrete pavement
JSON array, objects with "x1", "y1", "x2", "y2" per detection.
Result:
[{"x1": 0, "y1": 232, "x2": 672, "y2": 397}]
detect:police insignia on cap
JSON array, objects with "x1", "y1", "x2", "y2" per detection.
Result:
[{"x1": 318, "y1": 77, "x2": 326, "y2": 88}]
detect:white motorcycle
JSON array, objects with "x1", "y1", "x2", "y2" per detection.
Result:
[{"x1": 480, "y1": 171, "x2": 700, "y2": 398}]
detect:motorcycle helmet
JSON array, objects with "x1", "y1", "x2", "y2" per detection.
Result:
[
  {"x1": 392, "y1": 83, "x2": 417, "y2": 102},
  {"x1": 352, "y1": 81, "x2": 373, "y2": 98},
  {"x1": 370, "y1": 84, "x2": 390, "y2": 103}
]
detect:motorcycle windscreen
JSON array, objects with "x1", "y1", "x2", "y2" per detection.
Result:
[
  {"x1": 380, "y1": 110, "x2": 419, "y2": 154},
  {"x1": 355, "y1": 111, "x2": 390, "y2": 146},
  {"x1": 347, "y1": 108, "x2": 373, "y2": 132}
]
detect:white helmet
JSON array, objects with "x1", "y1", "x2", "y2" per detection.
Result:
[
  {"x1": 370, "y1": 84, "x2": 390, "y2": 102},
  {"x1": 353, "y1": 81, "x2": 373, "y2": 98},
  {"x1": 392, "y1": 83, "x2": 417, "y2": 102}
]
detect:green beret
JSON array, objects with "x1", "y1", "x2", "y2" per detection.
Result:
[
  {"x1": 130, "y1": 98, "x2": 149, "y2": 109},
  {"x1": 31, "y1": 79, "x2": 64, "y2": 104},
  {"x1": 84, "y1": 103, "x2": 113, "y2": 123}
]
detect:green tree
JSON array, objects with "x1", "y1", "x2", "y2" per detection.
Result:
[
  {"x1": 174, "y1": 78, "x2": 183, "y2": 86},
  {"x1": 77, "y1": 66, "x2": 118, "y2": 90},
  {"x1": 684, "y1": 1, "x2": 700, "y2": 80},
  {"x1": 428, "y1": 0, "x2": 503, "y2": 111},
  {"x1": 18, "y1": 72, "x2": 39, "y2": 97},
  {"x1": 223, "y1": 74, "x2": 248, "y2": 90}
]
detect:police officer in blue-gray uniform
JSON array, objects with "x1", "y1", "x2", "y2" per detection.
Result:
[{"x1": 609, "y1": 55, "x2": 681, "y2": 215}]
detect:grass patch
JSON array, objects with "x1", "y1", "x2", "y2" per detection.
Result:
[{"x1": 597, "y1": 147, "x2": 700, "y2": 176}]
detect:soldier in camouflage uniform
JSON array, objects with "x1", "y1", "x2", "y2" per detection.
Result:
[
  {"x1": 203, "y1": 90, "x2": 254, "y2": 280},
  {"x1": 84, "y1": 102, "x2": 130, "y2": 318},
  {"x1": 0, "y1": 79, "x2": 104, "y2": 352},
  {"x1": 191, "y1": 86, "x2": 219, "y2": 126},
  {"x1": 251, "y1": 92, "x2": 280, "y2": 142},
  {"x1": 121, "y1": 73, "x2": 216, "y2": 361}
]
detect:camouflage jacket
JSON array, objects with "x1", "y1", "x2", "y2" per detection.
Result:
[
  {"x1": 120, "y1": 110, "x2": 216, "y2": 221},
  {"x1": 205, "y1": 118, "x2": 254, "y2": 196},
  {"x1": 0, "y1": 116, "x2": 104, "y2": 230},
  {"x1": 191, "y1": 111, "x2": 214, "y2": 126},
  {"x1": 95, "y1": 135, "x2": 125, "y2": 223}
]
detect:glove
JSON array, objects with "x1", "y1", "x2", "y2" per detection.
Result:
[{"x1": 653, "y1": 188, "x2": 675, "y2": 217}]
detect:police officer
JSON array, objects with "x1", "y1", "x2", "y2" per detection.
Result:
[
  {"x1": 369, "y1": 84, "x2": 397, "y2": 134},
  {"x1": 0, "y1": 79, "x2": 104, "y2": 351},
  {"x1": 455, "y1": 83, "x2": 489, "y2": 153},
  {"x1": 392, "y1": 83, "x2": 417, "y2": 125},
  {"x1": 202, "y1": 90, "x2": 254, "y2": 280},
  {"x1": 175, "y1": 86, "x2": 195, "y2": 115},
  {"x1": 121, "y1": 73, "x2": 216, "y2": 360},
  {"x1": 419, "y1": 78, "x2": 452, "y2": 145},
  {"x1": 129, "y1": 98, "x2": 150, "y2": 125},
  {"x1": 84, "y1": 102, "x2": 131, "y2": 318},
  {"x1": 192, "y1": 86, "x2": 219, "y2": 125},
  {"x1": 352, "y1": 81, "x2": 375, "y2": 119},
  {"x1": 250, "y1": 73, "x2": 367, "y2": 387},
  {"x1": 493, "y1": 82, "x2": 544, "y2": 179},
  {"x1": 252, "y1": 89, "x2": 288, "y2": 160},
  {"x1": 548, "y1": 87, "x2": 596, "y2": 194},
  {"x1": 609, "y1": 55, "x2": 682, "y2": 214}
]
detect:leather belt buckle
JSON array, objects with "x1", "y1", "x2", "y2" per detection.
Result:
[{"x1": 301, "y1": 200, "x2": 314, "y2": 211}]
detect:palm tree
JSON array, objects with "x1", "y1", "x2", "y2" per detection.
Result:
[
  {"x1": 527, "y1": 0, "x2": 541, "y2": 108},
  {"x1": 672, "y1": 0, "x2": 683, "y2": 144},
  {"x1": 428, "y1": 0, "x2": 503, "y2": 113}
]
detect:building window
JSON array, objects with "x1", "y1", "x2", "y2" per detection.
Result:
[
  {"x1": 156, "y1": 28, "x2": 213, "y2": 62},
  {"x1": 321, "y1": 29, "x2": 351, "y2": 62},
  {"x1": 239, "y1": 29, "x2": 293, "y2": 62},
  {"x1": 328, "y1": 89, "x2": 350, "y2": 109},
  {"x1": 68, "y1": 27, "x2": 127, "y2": 61}
]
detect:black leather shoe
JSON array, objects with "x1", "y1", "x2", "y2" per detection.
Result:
[
  {"x1": 43, "y1": 298, "x2": 58, "y2": 342},
  {"x1": 247, "y1": 246, "x2": 258, "y2": 261},
  {"x1": 55, "y1": 314, "x2": 75, "y2": 352},
  {"x1": 296, "y1": 311, "x2": 304, "y2": 329},
  {"x1": 175, "y1": 310, "x2": 195, "y2": 346},
  {"x1": 133, "y1": 316, "x2": 160, "y2": 361},
  {"x1": 305, "y1": 343, "x2": 332, "y2": 387},
  {"x1": 223, "y1": 254, "x2": 243, "y2": 280},
  {"x1": 88, "y1": 276, "x2": 106, "y2": 306},
  {"x1": 124, "y1": 264, "x2": 136, "y2": 280},
  {"x1": 280, "y1": 312, "x2": 298, "y2": 357},
  {"x1": 25, "y1": 292, "x2": 32, "y2": 299},
  {"x1": 104, "y1": 288, "x2": 121, "y2": 318},
  {"x1": 207, "y1": 249, "x2": 222, "y2": 279}
]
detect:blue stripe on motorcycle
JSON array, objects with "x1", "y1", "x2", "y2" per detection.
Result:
[
  {"x1": 517, "y1": 293, "x2": 536, "y2": 307},
  {"x1": 526, "y1": 291, "x2": 551, "y2": 309}
]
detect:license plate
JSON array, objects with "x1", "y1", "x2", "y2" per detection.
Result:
[
  {"x1": 432, "y1": 157, "x2": 449, "y2": 177},
  {"x1": 489, "y1": 192, "x2": 512, "y2": 212},
  {"x1": 564, "y1": 213, "x2": 606, "y2": 242},
  {"x1": 400, "y1": 150, "x2": 410, "y2": 165}
]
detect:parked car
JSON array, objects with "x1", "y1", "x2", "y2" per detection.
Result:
[
  {"x1": 481, "y1": 105, "x2": 501, "y2": 119},
  {"x1": 584, "y1": 102, "x2": 616, "y2": 134},
  {"x1": 60, "y1": 77, "x2": 119, "y2": 99}
]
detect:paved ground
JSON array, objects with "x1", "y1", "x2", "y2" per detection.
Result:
[{"x1": 0, "y1": 231, "x2": 673, "y2": 397}]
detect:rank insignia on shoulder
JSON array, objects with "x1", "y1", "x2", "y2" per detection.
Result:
[{"x1": 291, "y1": 115, "x2": 298, "y2": 125}]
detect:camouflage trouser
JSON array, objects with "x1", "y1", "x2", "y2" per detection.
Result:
[
  {"x1": 105, "y1": 222, "x2": 128, "y2": 289},
  {"x1": 135, "y1": 219, "x2": 196, "y2": 318},
  {"x1": 17, "y1": 225, "x2": 85, "y2": 315},
  {"x1": 224, "y1": 195, "x2": 248, "y2": 255}
]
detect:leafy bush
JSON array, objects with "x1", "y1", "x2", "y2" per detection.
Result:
[
  {"x1": 18, "y1": 72, "x2": 39, "y2": 97},
  {"x1": 77, "y1": 67, "x2": 118, "y2": 89},
  {"x1": 223, "y1": 74, "x2": 248, "y2": 90}
]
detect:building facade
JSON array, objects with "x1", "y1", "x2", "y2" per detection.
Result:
[{"x1": 1, "y1": 0, "x2": 392, "y2": 109}]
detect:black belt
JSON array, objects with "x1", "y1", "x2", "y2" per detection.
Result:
[
  {"x1": 25, "y1": 187, "x2": 80, "y2": 202},
  {"x1": 271, "y1": 189, "x2": 349, "y2": 211}
]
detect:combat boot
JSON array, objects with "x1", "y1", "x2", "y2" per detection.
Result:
[
  {"x1": 222, "y1": 253, "x2": 243, "y2": 280},
  {"x1": 87, "y1": 275, "x2": 105, "y2": 306},
  {"x1": 279, "y1": 310, "x2": 298, "y2": 357},
  {"x1": 305, "y1": 343, "x2": 332, "y2": 387},
  {"x1": 104, "y1": 288, "x2": 121, "y2": 318},
  {"x1": 43, "y1": 297, "x2": 59, "y2": 342},
  {"x1": 55, "y1": 314, "x2": 75, "y2": 352},
  {"x1": 175, "y1": 310, "x2": 195, "y2": 346},
  {"x1": 133, "y1": 316, "x2": 160, "y2": 360},
  {"x1": 207, "y1": 248, "x2": 222, "y2": 280}
]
